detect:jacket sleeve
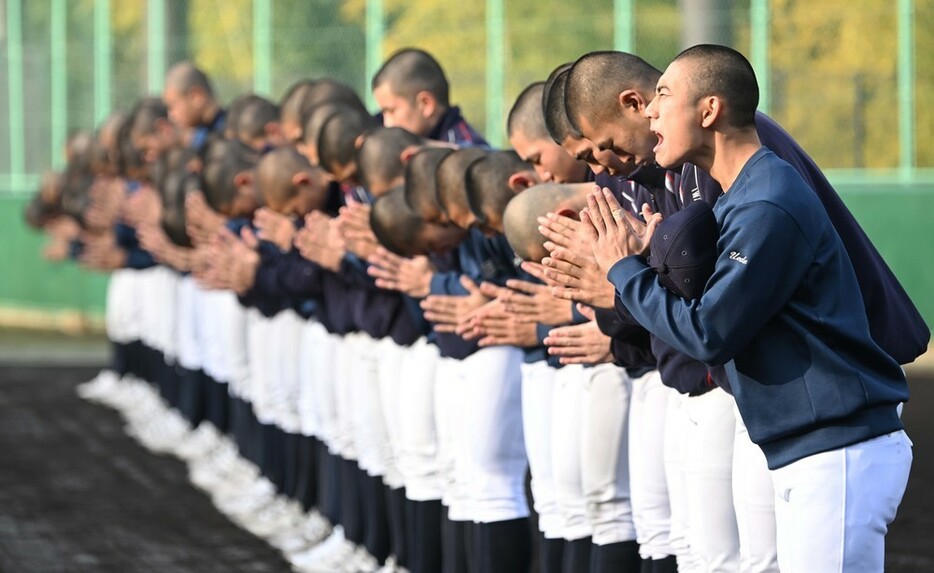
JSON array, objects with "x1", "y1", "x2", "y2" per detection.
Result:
[
  {"x1": 429, "y1": 271, "x2": 468, "y2": 296},
  {"x1": 609, "y1": 201, "x2": 813, "y2": 365}
]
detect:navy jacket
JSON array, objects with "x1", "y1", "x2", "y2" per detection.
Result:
[
  {"x1": 239, "y1": 241, "x2": 290, "y2": 318},
  {"x1": 610, "y1": 149, "x2": 908, "y2": 469},
  {"x1": 428, "y1": 106, "x2": 488, "y2": 147},
  {"x1": 593, "y1": 170, "x2": 711, "y2": 392},
  {"x1": 428, "y1": 231, "x2": 538, "y2": 360},
  {"x1": 114, "y1": 223, "x2": 156, "y2": 270},
  {"x1": 425, "y1": 250, "x2": 480, "y2": 359},
  {"x1": 191, "y1": 108, "x2": 227, "y2": 153}
]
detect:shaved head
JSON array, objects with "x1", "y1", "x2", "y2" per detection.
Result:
[
  {"x1": 256, "y1": 147, "x2": 328, "y2": 215},
  {"x1": 279, "y1": 80, "x2": 316, "y2": 141},
  {"x1": 543, "y1": 70, "x2": 576, "y2": 144},
  {"x1": 671, "y1": 44, "x2": 759, "y2": 128},
  {"x1": 357, "y1": 127, "x2": 427, "y2": 197},
  {"x1": 565, "y1": 51, "x2": 660, "y2": 133},
  {"x1": 404, "y1": 147, "x2": 453, "y2": 222},
  {"x1": 237, "y1": 96, "x2": 279, "y2": 140},
  {"x1": 507, "y1": 82, "x2": 548, "y2": 141},
  {"x1": 372, "y1": 48, "x2": 449, "y2": 106},
  {"x1": 298, "y1": 79, "x2": 368, "y2": 126},
  {"x1": 165, "y1": 61, "x2": 214, "y2": 96},
  {"x1": 129, "y1": 97, "x2": 169, "y2": 137},
  {"x1": 436, "y1": 147, "x2": 488, "y2": 229},
  {"x1": 370, "y1": 186, "x2": 426, "y2": 256},
  {"x1": 509, "y1": 78, "x2": 589, "y2": 184},
  {"x1": 316, "y1": 108, "x2": 377, "y2": 181},
  {"x1": 464, "y1": 150, "x2": 534, "y2": 234},
  {"x1": 164, "y1": 61, "x2": 220, "y2": 130},
  {"x1": 503, "y1": 182, "x2": 590, "y2": 262},
  {"x1": 202, "y1": 139, "x2": 258, "y2": 215},
  {"x1": 301, "y1": 102, "x2": 352, "y2": 165}
]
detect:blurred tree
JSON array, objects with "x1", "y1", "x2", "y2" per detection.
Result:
[
  {"x1": 270, "y1": 0, "x2": 366, "y2": 101},
  {"x1": 166, "y1": 0, "x2": 192, "y2": 69},
  {"x1": 770, "y1": 0, "x2": 898, "y2": 169},
  {"x1": 915, "y1": 0, "x2": 933, "y2": 168},
  {"x1": 342, "y1": 0, "x2": 686, "y2": 140},
  {"x1": 634, "y1": 0, "x2": 683, "y2": 69},
  {"x1": 111, "y1": 2, "x2": 146, "y2": 109},
  {"x1": 503, "y1": 0, "x2": 614, "y2": 121},
  {"x1": 344, "y1": 0, "x2": 488, "y2": 130},
  {"x1": 187, "y1": 0, "x2": 254, "y2": 101}
]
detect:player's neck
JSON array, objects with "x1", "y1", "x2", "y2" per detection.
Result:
[
  {"x1": 201, "y1": 102, "x2": 221, "y2": 127},
  {"x1": 709, "y1": 128, "x2": 761, "y2": 193},
  {"x1": 426, "y1": 105, "x2": 450, "y2": 135}
]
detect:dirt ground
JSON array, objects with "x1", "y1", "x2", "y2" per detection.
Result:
[
  {"x1": 0, "y1": 363, "x2": 931, "y2": 572},
  {"x1": 0, "y1": 365, "x2": 291, "y2": 572}
]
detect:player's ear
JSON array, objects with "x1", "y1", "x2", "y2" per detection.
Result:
[
  {"x1": 186, "y1": 156, "x2": 204, "y2": 175},
  {"x1": 619, "y1": 89, "x2": 647, "y2": 114},
  {"x1": 263, "y1": 121, "x2": 282, "y2": 141},
  {"x1": 415, "y1": 90, "x2": 438, "y2": 119},
  {"x1": 400, "y1": 145, "x2": 421, "y2": 164},
  {"x1": 154, "y1": 117, "x2": 174, "y2": 136},
  {"x1": 354, "y1": 133, "x2": 367, "y2": 151},
  {"x1": 233, "y1": 171, "x2": 253, "y2": 188},
  {"x1": 701, "y1": 96, "x2": 720, "y2": 128},
  {"x1": 292, "y1": 171, "x2": 312, "y2": 187},
  {"x1": 507, "y1": 171, "x2": 536, "y2": 193}
]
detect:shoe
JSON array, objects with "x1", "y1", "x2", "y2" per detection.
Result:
[
  {"x1": 288, "y1": 526, "x2": 353, "y2": 570},
  {"x1": 215, "y1": 478, "x2": 277, "y2": 517},
  {"x1": 242, "y1": 501, "x2": 304, "y2": 538},
  {"x1": 268, "y1": 527, "x2": 316, "y2": 554},
  {"x1": 174, "y1": 423, "x2": 222, "y2": 461},
  {"x1": 110, "y1": 376, "x2": 159, "y2": 413},
  {"x1": 300, "y1": 510, "x2": 332, "y2": 543},
  {"x1": 374, "y1": 555, "x2": 403, "y2": 573},
  {"x1": 348, "y1": 547, "x2": 380, "y2": 572},
  {"x1": 128, "y1": 409, "x2": 191, "y2": 454},
  {"x1": 189, "y1": 442, "x2": 241, "y2": 491},
  {"x1": 76, "y1": 370, "x2": 121, "y2": 404},
  {"x1": 207, "y1": 462, "x2": 261, "y2": 500},
  {"x1": 291, "y1": 540, "x2": 357, "y2": 572}
]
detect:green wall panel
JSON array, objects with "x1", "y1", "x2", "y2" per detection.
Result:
[
  {"x1": 0, "y1": 196, "x2": 108, "y2": 315},
  {"x1": 0, "y1": 186, "x2": 931, "y2": 329},
  {"x1": 834, "y1": 182, "x2": 934, "y2": 329}
]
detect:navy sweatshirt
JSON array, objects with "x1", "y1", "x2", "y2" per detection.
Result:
[
  {"x1": 665, "y1": 113, "x2": 929, "y2": 365},
  {"x1": 610, "y1": 148, "x2": 908, "y2": 469}
]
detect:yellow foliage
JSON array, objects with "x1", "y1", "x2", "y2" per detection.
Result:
[
  {"x1": 770, "y1": 0, "x2": 899, "y2": 168},
  {"x1": 188, "y1": 0, "x2": 254, "y2": 99}
]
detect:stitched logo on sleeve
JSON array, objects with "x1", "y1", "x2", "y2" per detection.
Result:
[{"x1": 729, "y1": 251, "x2": 748, "y2": 265}]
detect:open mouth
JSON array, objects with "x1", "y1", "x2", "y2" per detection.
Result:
[{"x1": 652, "y1": 131, "x2": 664, "y2": 154}]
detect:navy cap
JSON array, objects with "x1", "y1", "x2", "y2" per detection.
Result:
[{"x1": 648, "y1": 200, "x2": 718, "y2": 300}]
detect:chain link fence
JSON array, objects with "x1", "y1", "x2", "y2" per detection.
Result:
[{"x1": 0, "y1": 0, "x2": 931, "y2": 194}]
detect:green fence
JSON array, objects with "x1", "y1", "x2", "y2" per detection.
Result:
[{"x1": 0, "y1": 0, "x2": 932, "y2": 327}]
